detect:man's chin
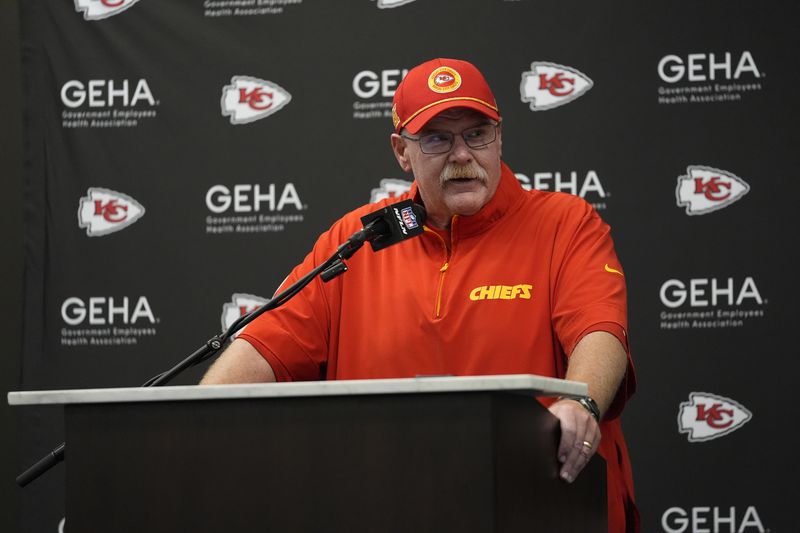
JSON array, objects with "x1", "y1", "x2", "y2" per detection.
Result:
[{"x1": 444, "y1": 190, "x2": 489, "y2": 217}]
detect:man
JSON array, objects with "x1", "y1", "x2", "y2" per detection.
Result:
[{"x1": 202, "y1": 58, "x2": 638, "y2": 532}]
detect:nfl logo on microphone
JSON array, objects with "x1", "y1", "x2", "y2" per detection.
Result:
[{"x1": 401, "y1": 207, "x2": 418, "y2": 229}]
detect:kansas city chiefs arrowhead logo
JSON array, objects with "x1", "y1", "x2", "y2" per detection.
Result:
[
  {"x1": 221, "y1": 76, "x2": 292, "y2": 125},
  {"x1": 74, "y1": 0, "x2": 142, "y2": 20},
  {"x1": 520, "y1": 62, "x2": 593, "y2": 111},
  {"x1": 676, "y1": 165, "x2": 750, "y2": 215},
  {"x1": 678, "y1": 392, "x2": 752, "y2": 442},
  {"x1": 221, "y1": 293, "x2": 268, "y2": 333},
  {"x1": 369, "y1": 178, "x2": 412, "y2": 203},
  {"x1": 78, "y1": 188, "x2": 145, "y2": 237},
  {"x1": 376, "y1": 0, "x2": 418, "y2": 8}
]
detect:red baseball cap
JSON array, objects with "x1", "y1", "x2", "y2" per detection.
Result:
[{"x1": 392, "y1": 58, "x2": 500, "y2": 134}]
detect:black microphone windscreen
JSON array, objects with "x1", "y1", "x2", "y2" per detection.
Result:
[{"x1": 359, "y1": 199, "x2": 426, "y2": 252}]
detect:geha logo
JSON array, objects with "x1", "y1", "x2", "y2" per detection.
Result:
[
  {"x1": 221, "y1": 293, "x2": 267, "y2": 332},
  {"x1": 658, "y1": 51, "x2": 760, "y2": 83},
  {"x1": 659, "y1": 276, "x2": 767, "y2": 331},
  {"x1": 469, "y1": 284, "x2": 533, "y2": 301},
  {"x1": 205, "y1": 184, "x2": 303, "y2": 213},
  {"x1": 517, "y1": 170, "x2": 607, "y2": 199},
  {"x1": 61, "y1": 296, "x2": 157, "y2": 326},
  {"x1": 74, "y1": 0, "x2": 142, "y2": 20},
  {"x1": 78, "y1": 188, "x2": 145, "y2": 237},
  {"x1": 221, "y1": 76, "x2": 291, "y2": 125},
  {"x1": 376, "y1": 0, "x2": 417, "y2": 8},
  {"x1": 678, "y1": 392, "x2": 752, "y2": 442},
  {"x1": 61, "y1": 79, "x2": 156, "y2": 108},
  {"x1": 514, "y1": 174, "x2": 534, "y2": 191},
  {"x1": 662, "y1": 506, "x2": 765, "y2": 533},
  {"x1": 516, "y1": 170, "x2": 609, "y2": 211},
  {"x1": 659, "y1": 277, "x2": 763, "y2": 308},
  {"x1": 676, "y1": 166, "x2": 750, "y2": 215},
  {"x1": 353, "y1": 69, "x2": 408, "y2": 99},
  {"x1": 352, "y1": 67, "x2": 408, "y2": 121},
  {"x1": 520, "y1": 62, "x2": 593, "y2": 111},
  {"x1": 369, "y1": 179, "x2": 412, "y2": 203}
]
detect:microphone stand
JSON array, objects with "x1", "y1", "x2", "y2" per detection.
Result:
[{"x1": 15, "y1": 229, "x2": 373, "y2": 487}]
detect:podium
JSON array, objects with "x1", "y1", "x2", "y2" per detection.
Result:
[{"x1": 9, "y1": 375, "x2": 607, "y2": 532}]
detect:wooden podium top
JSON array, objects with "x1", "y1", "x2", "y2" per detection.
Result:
[{"x1": 8, "y1": 374, "x2": 587, "y2": 406}]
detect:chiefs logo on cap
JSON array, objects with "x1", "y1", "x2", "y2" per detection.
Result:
[{"x1": 428, "y1": 67, "x2": 462, "y2": 93}]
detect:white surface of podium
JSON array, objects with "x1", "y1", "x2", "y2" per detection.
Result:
[{"x1": 8, "y1": 373, "x2": 588, "y2": 405}]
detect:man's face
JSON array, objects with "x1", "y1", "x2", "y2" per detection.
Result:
[{"x1": 390, "y1": 108, "x2": 502, "y2": 229}]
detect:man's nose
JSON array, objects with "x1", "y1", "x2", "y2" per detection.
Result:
[{"x1": 448, "y1": 134, "x2": 473, "y2": 164}]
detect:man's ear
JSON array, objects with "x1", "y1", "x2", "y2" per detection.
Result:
[
  {"x1": 496, "y1": 124, "x2": 503, "y2": 158},
  {"x1": 390, "y1": 133, "x2": 413, "y2": 173}
]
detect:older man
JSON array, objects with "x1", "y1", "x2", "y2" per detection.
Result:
[{"x1": 202, "y1": 58, "x2": 638, "y2": 532}]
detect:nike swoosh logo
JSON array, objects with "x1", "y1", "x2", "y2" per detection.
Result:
[{"x1": 604, "y1": 264, "x2": 623, "y2": 276}]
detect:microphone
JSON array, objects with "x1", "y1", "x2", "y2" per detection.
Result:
[
  {"x1": 322, "y1": 199, "x2": 427, "y2": 281},
  {"x1": 354, "y1": 199, "x2": 426, "y2": 252}
]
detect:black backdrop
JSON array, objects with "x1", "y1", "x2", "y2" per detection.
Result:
[
  {"x1": 9, "y1": 1, "x2": 800, "y2": 531},
  {"x1": 1, "y1": 0, "x2": 24, "y2": 532}
]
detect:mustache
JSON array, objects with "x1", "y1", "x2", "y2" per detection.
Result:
[{"x1": 439, "y1": 162, "x2": 489, "y2": 184}]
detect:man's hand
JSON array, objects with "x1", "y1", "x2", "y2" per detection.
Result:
[
  {"x1": 548, "y1": 398, "x2": 601, "y2": 484},
  {"x1": 549, "y1": 330, "x2": 628, "y2": 482}
]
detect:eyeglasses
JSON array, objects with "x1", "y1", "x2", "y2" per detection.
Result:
[{"x1": 401, "y1": 123, "x2": 500, "y2": 154}]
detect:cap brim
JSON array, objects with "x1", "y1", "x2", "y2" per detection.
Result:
[{"x1": 401, "y1": 99, "x2": 500, "y2": 134}]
